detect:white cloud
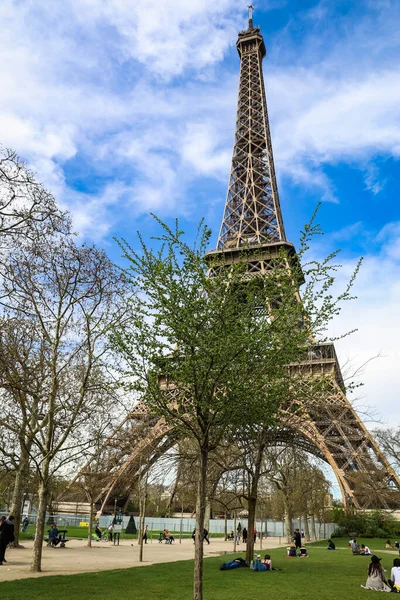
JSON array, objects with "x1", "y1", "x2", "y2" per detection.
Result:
[
  {"x1": 326, "y1": 222, "x2": 400, "y2": 426},
  {"x1": 70, "y1": 0, "x2": 244, "y2": 78},
  {"x1": 268, "y1": 68, "x2": 400, "y2": 198},
  {"x1": 2, "y1": 0, "x2": 399, "y2": 234}
]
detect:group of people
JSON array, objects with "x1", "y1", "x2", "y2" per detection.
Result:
[
  {"x1": 349, "y1": 538, "x2": 371, "y2": 555},
  {"x1": 286, "y1": 528, "x2": 308, "y2": 558},
  {"x1": 162, "y1": 529, "x2": 174, "y2": 543},
  {"x1": 386, "y1": 540, "x2": 400, "y2": 554},
  {"x1": 0, "y1": 515, "x2": 15, "y2": 565},
  {"x1": 287, "y1": 542, "x2": 308, "y2": 558},
  {"x1": 227, "y1": 524, "x2": 256, "y2": 544},
  {"x1": 361, "y1": 555, "x2": 400, "y2": 592},
  {"x1": 220, "y1": 554, "x2": 273, "y2": 571}
]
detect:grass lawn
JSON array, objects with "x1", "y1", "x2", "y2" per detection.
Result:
[
  {"x1": 19, "y1": 526, "x2": 224, "y2": 541},
  {"x1": 1, "y1": 537, "x2": 398, "y2": 600}
]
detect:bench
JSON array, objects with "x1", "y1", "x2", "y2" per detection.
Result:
[
  {"x1": 158, "y1": 533, "x2": 174, "y2": 544},
  {"x1": 45, "y1": 529, "x2": 69, "y2": 548}
]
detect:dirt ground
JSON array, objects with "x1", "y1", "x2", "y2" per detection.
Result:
[{"x1": 0, "y1": 537, "x2": 286, "y2": 583}]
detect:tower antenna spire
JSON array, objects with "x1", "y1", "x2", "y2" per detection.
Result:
[{"x1": 248, "y1": 4, "x2": 253, "y2": 29}]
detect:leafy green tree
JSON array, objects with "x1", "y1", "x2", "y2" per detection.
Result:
[{"x1": 111, "y1": 215, "x2": 357, "y2": 600}]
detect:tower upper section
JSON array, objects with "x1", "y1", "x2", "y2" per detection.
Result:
[{"x1": 217, "y1": 9, "x2": 286, "y2": 250}]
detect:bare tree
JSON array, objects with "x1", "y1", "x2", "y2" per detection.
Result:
[
  {"x1": 0, "y1": 233, "x2": 125, "y2": 571},
  {"x1": 373, "y1": 428, "x2": 400, "y2": 475},
  {"x1": 0, "y1": 147, "x2": 69, "y2": 245}
]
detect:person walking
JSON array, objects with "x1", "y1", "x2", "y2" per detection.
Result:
[
  {"x1": 21, "y1": 517, "x2": 29, "y2": 533},
  {"x1": 143, "y1": 524, "x2": 148, "y2": 544},
  {"x1": 236, "y1": 523, "x2": 241, "y2": 544},
  {"x1": 253, "y1": 529, "x2": 257, "y2": 543},
  {"x1": 0, "y1": 517, "x2": 6, "y2": 565},
  {"x1": 294, "y1": 528, "x2": 302, "y2": 551},
  {"x1": 242, "y1": 527, "x2": 247, "y2": 544},
  {"x1": 0, "y1": 515, "x2": 15, "y2": 565},
  {"x1": 203, "y1": 529, "x2": 210, "y2": 544}
]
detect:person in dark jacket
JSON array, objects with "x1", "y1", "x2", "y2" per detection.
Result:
[
  {"x1": 327, "y1": 539, "x2": 336, "y2": 550},
  {"x1": 293, "y1": 529, "x2": 302, "y2": 550},
  {"x1": 21, "y1": 517, "x2": 29, "y2": 533},
  {"x1": 0, "y1": 515, "x2": 15, "y2": 565},
  {"x1": 49, "y1": 524, "x2": 61, "y2": 546}
]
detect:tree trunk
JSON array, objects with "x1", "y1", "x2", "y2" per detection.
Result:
[
  {"x1": 303, "y1": 513, "x2": 311, "y2": 541},
  {"x1": 9, "y1": 465, "x2": 25, "y2": 546},
  {"x1": 180, "y1": 501, "x2": 183, "y2": 544},
  {"x1": 224, "y1": 512, "x2": 227, "y2": 541},
  {"x1": 9, "y1": 442, "x2": 32, "y2": 547},
  {"x1": 139, "y1": 509, "x2": 146, "y2": 562},
  {"x1": 87, "y1": 497, "x2": 93, "y2": 547},
  {"x1": 138, "y1": 474, "x2": 147, "y2": 562},
  {"x1": 204, "y1": 497, "x2": 210, "y2": 533},
  {"x1": 246, "y1": 495, "x2": 257, "y2": 564},
  {"x1": 311, "y1": 514, "x2": 316, "y2": 541},
  {"x1": 193, "y1": 447, "x2": 208, "y2": 600},
  {"x1": 284, "y1": 505, "x2": 292, "y2": 542},
  {"x1": 30, "y1": 481, "x2": 48, "y2": 572}
]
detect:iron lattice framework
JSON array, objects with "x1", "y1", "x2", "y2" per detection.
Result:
[
  {"x1": 69, "y1": 10, "x2": 400, "y2": 512},
  {"x1": 210, "y1": 12, "x2": 400, "y2": 508},
  {"x1": 217, "y1": 22, "x2": 285, "y2": 250}
]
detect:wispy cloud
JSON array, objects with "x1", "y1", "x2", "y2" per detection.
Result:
[
  {"x1": 0, "y1": 0, "x2": 399, "y2": 237},
  {"x1": 329, "y1": 221, "x2": 400, "y2": 425}
]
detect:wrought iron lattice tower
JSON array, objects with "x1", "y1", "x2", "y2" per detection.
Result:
[
  {"x1": 73, "y1": 8, "x2": 399, "y2": 512},
  {"x1": 208, "y1": 8, "x2": 400, "y2": 508},
  {"x1": 218, "y1": 16, "x2": 285, "y2": 249}
]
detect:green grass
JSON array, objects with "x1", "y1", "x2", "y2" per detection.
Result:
[
  {"x1": 2, "y1": 537, "x2": 399, "y2": 599},
  {"x1": 19, "y1": 526, "x2": 223, "y2": 541}
]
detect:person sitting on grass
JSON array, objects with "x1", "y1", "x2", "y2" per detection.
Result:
[
  {"x1": 389, "y1": 558, "x2": 400, "y2": 592},
  {"x1": 386, "y1": 539, "x2": 392, "y2": 549},
  {"x1": 219, "y1": 557, "x2": 248, "y2": 570},
  {"x1": 360, "y1": 544, "x2": 371, "y2": 556},
  {"x1": 298, "y1": 547, "x2": 308, "y2": 558},
  {"x1": 361, "y1": 555, "x2": 391, "y2": 592},
  {"x1": 287, "y1": 543, "x2": 297, "y2": 557},
  {"x1": 351, "y1": 539, "x2": 361, "y2": 555},
  {"x1": 262, "y1": 554, "x2": 272, "y2": 570},
  {"x1": 49, "y1": 524, "x2": 61, "y2": 547},
  {"x1": 327, "y1": 539, "x2": 336, "y2": 550}
]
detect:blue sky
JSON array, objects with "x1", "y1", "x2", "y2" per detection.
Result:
[{"x1": 1, "y1": 0, "x2": 400, "y2": 437}]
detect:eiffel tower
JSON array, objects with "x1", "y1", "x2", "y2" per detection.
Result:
[
  {"x1": 88, "y1": 7, "x2": 399, "y2": 512},
  {"x1": 205, "y1": 6, "x2": 400, "y2": 509}
]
